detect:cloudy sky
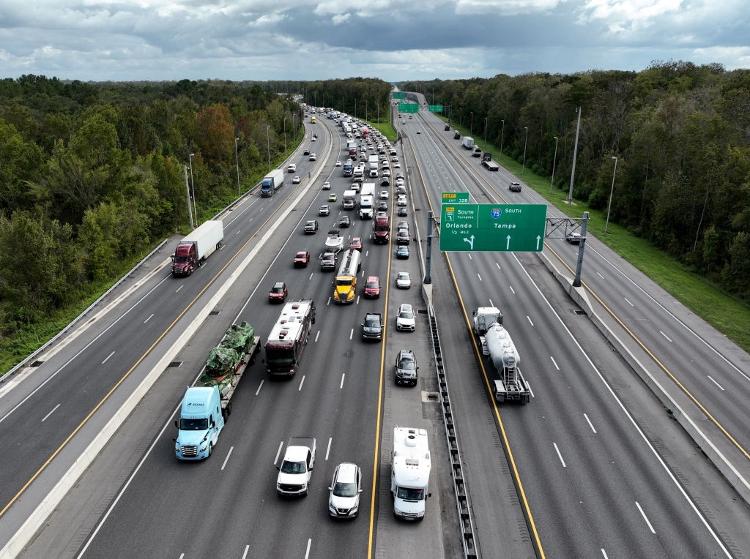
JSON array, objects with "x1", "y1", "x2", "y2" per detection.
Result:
[{"x1": 1, "y1": 0, "x2": 748, "y2": 81}]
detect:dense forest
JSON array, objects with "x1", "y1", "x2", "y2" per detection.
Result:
[
  {"x1": 0, "y1": 76, "x2": 303, "y2": 340},
  {"x1": 402, "y1": 62, "x2": 750, "y2": 300}
]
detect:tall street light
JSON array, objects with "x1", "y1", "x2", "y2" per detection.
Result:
[
  {"x1": 483, "y1": 116, "x2": 488, "y2": 144},
  {"x1": 500, "y1": 119, "x2": 505, "y2": 155},
  {"x1": 551, "y1": 136, "x2": 559, "y2": 186},
  {"x1": 522, "y1": 126, "x2": 528, "y2": 174},
  {"x1": 283, "y1": 116, "x2": 288, "y2": 152},
  {"x1": 470, "y1": 111, "x2": 474, "y2": 135},
  {"x1": 188, "y1": 153, "x2": 197, "y2": 220},
  {"x1": 234, "y1": 137, "x2": 240, "y2": 195},
  {"x1": 265, "y1": 125, "x2": 271, "y2": 168},
  {"x1": 605, "y1": 156, "x2": 618, "y2": 233}
]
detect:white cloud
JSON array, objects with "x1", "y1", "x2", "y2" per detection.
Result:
[
  {"x1": 692, "y1": 45, "x2": 750, "y2": 69},
  {"x1": 579, "y1": 0, "x2": 683, "y2": 32},
  {"x1": 331, "y1": 12, "x2": 350, "y2": 24},
  {"x1": 455, "y1": 0, "x2": 562, "y2": 15}
]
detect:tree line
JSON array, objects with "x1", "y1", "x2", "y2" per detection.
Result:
[
  {"x1": 0, "y1": 75, "x2": 302, "y2": 337},
  {"x1": 402, "y1": 62, "x2": 750, "y2": 300}
]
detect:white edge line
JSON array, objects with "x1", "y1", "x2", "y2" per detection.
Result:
[{"x1": 255, "y1": 380, "x2": 264, "y2": 396}]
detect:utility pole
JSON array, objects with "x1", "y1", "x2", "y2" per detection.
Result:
[
  {"x1": 568, "y1": 106, "x2": 582, "y2": 205},
  {"x1": 365, "y1": 99, "x2": 368, "y2": 122},
  {"x1": 522, "y1": 126, "x2": 528, "y2": 174},
  {"x1": 234, "y1": 137, "x2": 240, "y2": 195},
  {"x1": 184, "y1": 165, "x2": 194, "y2": 229},
  {"x1": 483, "y1": 116, "x2": 488, "y2": 144},
  {"x1": 551, "y1": 136, "x2": 559, "y2": 186},
  {"x1": 470, "y1": 111, "x2": 474, "y2": 135},
  {"x1": 265, "y1": 125, "x2": 271, "y2": 168},
  {"x1": 605, "y1": 156, "x2": 618, "y2": 233},
  {"x1": 188, "y1": 153, "x2": 197, "y2": 221}
]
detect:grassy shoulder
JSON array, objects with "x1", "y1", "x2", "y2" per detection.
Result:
[
  {"x1": 0, "y1": 133, "x2": 306, "y2": 375},
  {"x1": 439, "y1": 114, "x2": 750, "y2": 353},
  {"x1": 364, "y1": 112, "x2": 397, "y2": 143}
]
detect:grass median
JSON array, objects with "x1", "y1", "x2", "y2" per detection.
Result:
[{"x1": 437, "y1": 114, "x2": 750, "y2": 353}]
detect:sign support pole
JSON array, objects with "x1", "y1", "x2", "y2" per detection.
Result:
[
  {"x1": 425, "y1": 211, "x2": 433, "y2": 284},
  {"x1": 573, "y1": 211, "x2": 589, "y2": 287}
]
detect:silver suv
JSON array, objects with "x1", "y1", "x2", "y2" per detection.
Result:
[{"x1": 395, "y1": 349, "x2": 418, "y2": 386}]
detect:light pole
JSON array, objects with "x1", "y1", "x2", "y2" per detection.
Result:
[
  {"x1": 470, "y1": 111, "x2": 474, "y2": 135},
  {"x1": 354, "y1": 99, "x2": 357, "y2": 119},
  {"x1": 500, "y1": 119, "x2": 505, "y2": 155},
  {"x1": 522, "y1": 126, "x2": 528, "y2": 174},
  {"x1": 265, "y1": 125, "x2": 271, "y2": 168},
  {"x1": 568, "y1": 106, "x2": 582, "y2": 205},
  {"x1": 283, "y1": 116, "x2": 288, "y2": 152},
  {"x1": 483, "y1": 116, "x2": 488, "y2": 144},
  {"x1": 188, "y1": 153, "x2": 197, "y2": 220},
  {"x1": 551, "y1": 136, "x2": 559, "y2": 186},
  {"x1": 605, "y1": 156, "x2": 618, "y2": 233},
  {"x1": 292, "y1": 113, "x2": 297, "y2": 137},
  {"x1": 365, "y1": 99, "x2": 368, "y2": 122},
  {"x1": 234, "y1": 137, "x2": 240, "y2": 195}
]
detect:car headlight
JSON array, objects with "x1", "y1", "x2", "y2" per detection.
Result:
[{"x1": 329, "y1": 504, "x2": 337, "y2": 514}]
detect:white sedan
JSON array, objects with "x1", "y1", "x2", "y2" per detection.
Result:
[
  {"x1": 394, "y1": 162, "x2": 401, "y2": 168},
  {"x1": 395, "y1": 271, "x2": 411, "y2": 289},
  {"x1": 292, "y1": 176, "x2": 301, "y2": 184},
  {"x1": 380, "y1": 190, "x2": 389, "y2": 200},
  {"x1": 397, "y1": 196, "x2": 407, "y2": 207},
  {"x1": 396, "y1": 303, "x2": 416, "y2": 332},
  {"x1": 322, "y1": 181, "x2": 331, "y2": 190},
  {"x1": 336, "y1": 160, "x2": 342, "y2": 167}
]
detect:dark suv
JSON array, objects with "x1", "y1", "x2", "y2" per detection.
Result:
[
  {"x1": 395, "y1": 349, "x2": 418, "y2": 386},
  {"x1": 361, "y1": 313, "x2": 383, "y2": 342}
]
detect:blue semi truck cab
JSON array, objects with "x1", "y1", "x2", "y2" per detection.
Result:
[{"x1": 174, "y1": 386, "x2": 224, "y2": 460}]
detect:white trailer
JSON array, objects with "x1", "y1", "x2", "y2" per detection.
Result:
[
  {"x1": 261, "y1": 168, "x2": 285, "y2": 197},
  {"x1": 391, "y1": 427, "x2": 431, "y2": 521},
  {"x1": 462, "y1": 136, "x2": 475, "y2": 150},
  {"x1": 368, "y1": 154, "x2": 380, "y2": 170},
  {"x1": 485, "y1": 323, "x2": 530, "y2": 404}
]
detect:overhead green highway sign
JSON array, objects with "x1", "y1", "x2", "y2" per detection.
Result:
[
  {"x1": 428, "y1": 105, "x2": 444, "y2": 113},
  {"x1": 397, "y1": 103, "x2": 419, "y2": 113},
  {"x1": 441, "y1": 192, "x2": 469, "y2": 204},
  {"x1": 439, "y1": 203, "x2": 547, "y2": 252},
  {"x1": 392, "y1": 92, "x2": 407, "y2": 99}
]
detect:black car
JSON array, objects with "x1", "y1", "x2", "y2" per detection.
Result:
[
  {"x1": 509, "y1": 181, "x2": 522, "y2": 192},
  {"x1": 381, "y1": 177, "x2": 390, "y2": 186},
  {"x1": 444, "y1": 124, "x2": 450, "y2": 131},
  {"x1": 377, "y1": 201, "x2": 388, "y2": 212},
  {"x1": 396, "y1": 230, "x2": 410, "y2": 245},
  {"x1": 453, "y1": 131, "x2": 461, "y2": 140},
  {"x1": 361, "y1": 312, "x2": 383, "y2": 342},
  {"x1": 304, "y1": 149, "x2": 310, "y2": 155},
  {"x1": 395, "y1": 349, "x2": 418, "y2": 386},
  {"x1": 338, "y1": 216, "x2": 351, "y2": 228},
  {"x1": 397, "y1": 207, "x2": 408, "y2": 217}
]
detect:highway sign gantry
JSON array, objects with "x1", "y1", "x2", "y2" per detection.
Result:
[
  {"x1": 439, "y1": 202, "x2": 547, "y2": 252},
  {"x1": 428, "y1": 105, "x2": 444, "y2": 113}
]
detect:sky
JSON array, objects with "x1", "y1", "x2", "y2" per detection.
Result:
[{"x1": 0, "y1": 0, "x2": 748, "y2": 81}]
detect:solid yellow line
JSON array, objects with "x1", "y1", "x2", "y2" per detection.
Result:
[
  {"x1": 545, "y1": 245, "x2": 750, "y2": 462},
  {"x1": 406, "y1": 123, "x2": 546, "y2": 558},
  {"x1": 367, "y1": 192, "x2": 395, "y2": 558},
  {"x1": 0, "y1": 121, "x2": 332, "y2": 520}
]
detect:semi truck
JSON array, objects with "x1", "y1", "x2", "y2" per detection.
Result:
[
  {"x1": 368, "y1": 154, "x2": 380, "y2": 171},
  {"x1": 264, "y1": 300, "x2": 316, "y2": 377},
  {"x1": 481, "y1": 152, "x2": 499, "y2": 171},
  {"x1": 462, "y1": 136, "x2": 475, "y2": 150},
  {"x1": 359, "y1": 194, "x2": 374, "y2": 219},
  {"x1": 276, "y1": 437, "x2": 317, "y2": 497},
  {"x1": 391, "y1": 427, "x2": 431, "y2": 520},
  {"x1": 343, "y1": 159, "x2": 354, "y2": 177},
  {"x1": 472, "y1": 307, "x2": 530, "y2": 404},
  {"x1": 171, "y1": 220, "x2": 224, "y2": 277},
  {"x1": 260, "y1": 168, "x2": 285, "y2": 197},
  {"x1": 333, "y1": 249, "x2": 361, "y2": 304},
  {"x1": 174, "y1": 322, "x2": 260, "y2": 460}
]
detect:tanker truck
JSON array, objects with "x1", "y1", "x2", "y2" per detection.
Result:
[{"x1": 472, "y1": 307, "x2": 530, "y2": 404}]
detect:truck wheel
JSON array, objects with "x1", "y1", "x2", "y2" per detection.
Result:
[{"x1": 207, "y1": 443, "x2": 213, "y2": 458}]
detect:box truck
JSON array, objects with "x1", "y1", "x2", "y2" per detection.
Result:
[{"x1": 261, "y1": 169, "x2": 285, "y2": 197}]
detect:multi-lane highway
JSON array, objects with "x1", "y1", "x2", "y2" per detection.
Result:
[
  {"x1": 3, "y1": 96, "x2": 750, "y2": 559},
  {"x1": 395, "y1": 102, "x2": 750, "y2": 557}
]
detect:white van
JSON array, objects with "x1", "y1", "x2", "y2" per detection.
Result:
[{"x1": 287, "y1": 163, "x2": 297, "y2": 173}]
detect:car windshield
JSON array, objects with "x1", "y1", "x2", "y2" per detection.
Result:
[
  {"x1": 398, "y1": 274, "x2": 408, "y2": 280},
  {"x1": 174, "y1": 255, "x2": 189, "y2": 263},
  {"x1": 179, "y1": 417, "x2": 208, "y2": 431},
  {"x1": 333, "y1": 481, "x2": 358, "y2": 497},
  {"x1": 397, "y1": 487, "x2": 424, "y2": 501},
  {"x1": 336, "y1": 278, "x2": 352, "y2": 286},
  {"x1": 399, "y1": 357, "x2": 416, "y2": 370},
  {"x1": 365, "y1": 317, "x2": 378, "y2": 327},
  {"x1": 400, "y1": 309, "x2": 414, "y2": 319},
  {"x1": 271, "y1": 285, "x2": 284, "y2": 293},
  {"x1": 366, "y1": 281, "x2": 378, "y2": 289},
  {"x1": 281, "y1": 460, "x2": 306, "y2": 474}
]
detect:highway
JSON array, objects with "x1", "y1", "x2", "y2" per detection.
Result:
[
  {"x1": 395, "y1": 103, "x2": 750, "y2": 557},
  {"x1": 4, "y1": 98, "x2": 750, "y2": 559},
  {"x1": 12, "y1": 114, "x2": 460, "y2": 558}
]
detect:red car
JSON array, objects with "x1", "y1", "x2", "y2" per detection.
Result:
[
  {"x1": 268, "y1": 281, "x2": 288, "y2": 303},
  {"x1": 294, "y1": 250, "x2": 311, "y2": 268},
  {"x1": 363, "y1": 275, "x2": 380, "y2": 298},
  {"x1": 350, "y1": 237, "x2": 363, "y2": 251}
]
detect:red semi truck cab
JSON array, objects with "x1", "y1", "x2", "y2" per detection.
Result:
[
  {"x1": 373, "y1": 213, "x2": 390, "y2": 244},
  {"x1": 172, "y1": 242, "x2": 198, "y2": 276}
]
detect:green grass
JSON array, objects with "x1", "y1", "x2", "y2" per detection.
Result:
[
  {"x1": 438, "y1": 114, "x2": 750, "y2": 353},
  {"x1": 0, "y1": 131, "x2": 307, "y2": 375}
]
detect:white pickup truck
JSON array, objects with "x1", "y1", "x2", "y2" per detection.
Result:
[{"x1": 276, "y1": 437, "x2": 317, "y2": 497}]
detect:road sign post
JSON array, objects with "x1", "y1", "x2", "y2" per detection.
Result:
[{"x1": 439, "y1": 202, "x2": 546, "y2": 252}]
